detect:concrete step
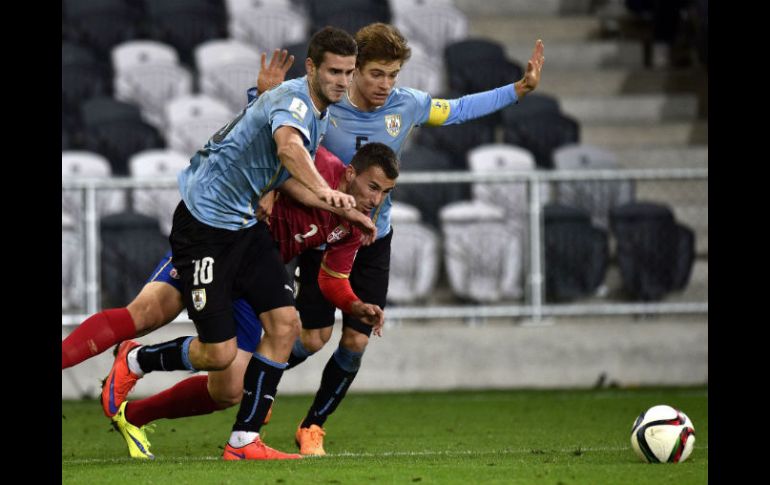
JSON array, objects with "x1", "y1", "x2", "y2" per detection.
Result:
[
  {"x1": 558, "y1": 93, "x2": 699, "y2": 123},
  {"x1": 614, "y1": 147, "x2": 708, "y2": 169},
  {"x1": 504, "y1": 40, "x2": 644, "y2": 69},
  {"x1": 454, "y1": 0, "x2": 594, "y2": 16},
  {"x1": 468, "y1": 15, "x2": 601, "y2": 44},
  {"x1": 581, "y1": 121, "x2": 708, "y2": 148},
  {"x1": 540, "y1": 68, "x2": 706, "y2": 96}
]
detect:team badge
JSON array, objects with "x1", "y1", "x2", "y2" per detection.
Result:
[
  {"x1": 385, "y1": 114, "x2": 401, "y2": 137},
  {"x1": 327, "y1": 224, "x2": 350, "y2": 243},
  {"x1": 192, "y1": 289, "x2": 207, "y2": 311}
]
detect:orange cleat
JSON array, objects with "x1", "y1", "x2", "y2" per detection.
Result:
[
  {"x1": 222, "y1": 437, "x2": 303, "y2": 460},
  {"x1": 295, "y1": 424, "x2": 326, "y2": 456},
  {"x1": 101, "y1": 340, "x2": 142, "y2": 418}
]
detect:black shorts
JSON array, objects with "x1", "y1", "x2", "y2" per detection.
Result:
[
  {"x1": 295, "y1": 228, "x2": 392, "y2": 337},
  {"x1": 169, "y1": 202, "x2": 294, "y2": 344}
]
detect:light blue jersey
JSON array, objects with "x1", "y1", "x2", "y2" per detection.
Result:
[
  {"x1": 322, "y1": 85, "x2": 518, "y2": 239},
  {"x1": 180, "y1": 77, "x2": 329, "y2": 230},
  {"x1": 246, "y1": 82, "x2": 518, "y2": 238}
]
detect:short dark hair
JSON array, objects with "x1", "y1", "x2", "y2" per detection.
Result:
[
  {"x1": 307, "y1": 26, "x2": 358, "y2": 67},
  {"x1": 350, "y1": 142, "x2": 400, "y2": 180}
]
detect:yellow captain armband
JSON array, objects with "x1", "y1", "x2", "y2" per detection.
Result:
[{"x1": 427, "y1": 99, "x2": 451, "y2": 126}]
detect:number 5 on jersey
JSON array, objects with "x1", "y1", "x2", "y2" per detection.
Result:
[{"x1": 193, "y1": 257, "x2": 214, "y2": 285}]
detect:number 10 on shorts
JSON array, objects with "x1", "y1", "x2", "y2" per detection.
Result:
[{"x1": 193, "y1": 257, "x2": 214, "y2": 285}]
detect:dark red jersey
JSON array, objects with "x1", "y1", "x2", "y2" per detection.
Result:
[{"x1": 269, "y1": 146, "x2": 362, "y2": 278}]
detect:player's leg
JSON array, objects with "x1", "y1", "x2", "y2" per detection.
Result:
[
  {"x1": 112, "y1": 298, "x2": 264, "y2": 459},
  {"x1": 224, "y1": 223, "x2": 302, "y2": 460},
  {"x1": 295, "y1": 230, "x2": 392, "y2": 455},
  {"x1": 62, "y1": 251, "x2": 184, "y2": 369},
  {"x1": 287, "y1": 249, "x2": 337, "y2": 368},
  {"x1": 102, "y1": 202, "x2": 245, "y2": 418}
]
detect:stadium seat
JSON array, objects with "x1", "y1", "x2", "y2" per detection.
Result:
[
  {"x1": 609, "y1": 201, "x2": 696, "y2": 301},
  {"x1": 444, "y1": 38, "x2": 523, "y2": 96},
  {"x1": 543, "y1": 203, "x2": 609, "y2": 302},
  {"x1": 112, "y1": 40, "x2": 194, "y2": 129},
  {"x1": 144, "y1": 0, "x2": 229, "y2": 67},
  {"x1": 80, "y1": 97, "x2": 166, "y2": 175},
  {"x1": 227, "y1": 0, "x2": 307, "y2": 52},
  {"x1": 553, "y1": 144, "x2": 635, "y2": 229},
  {"x1": 387, "y1": 201, "x2": 439, "y2": 304},
  {"x1": 414, "y1": 109, "x2": 496, "y2": 170},
  {"x1": 195, "y1": 39, "x2": 262, "y2": 112},
  {"x1": 390, "y1": 145, "x2": 470, "y2": 228},
  {"x1": 502, "y1": 110, "x2": 580, "y2": 169},
  {"x1": 62, "y1": 150, "x2": 127, "y2": 223},
  {"x1": 129, "y1": 149, "x2": 190, "y2": 235},
  {"x1": 393, "y1": 3, "x2": 467, "y2": 57},
  {"x1": 396, "y1": 41, "x2": 445, "y2": 95},
  {"x1": 440, "y1": 200, "x2": 525, "y2": 302},
  {"x1": 307, "y1": 0, "x2": 391, "y2": 35},
  {"x1": 62, "y1": 42, "x2": 112, "y2": 116},
  {"x1": 100, "y1": 211, "x2": 171, "y2": 308},
  {"x1": 63, "y1": 0, "x2": 142, "y2": 58},
  {"x1": 501, "y1": 92, "x2": 561, "y2": 125},
  {"x1": 165, "y1": 95, "x2": 233, "y2": 157},
  {"x1": 282, "y1": 41, "x2": 310, "y2": 80},
  {"x1": 467, "y1": 143, "x2": 539, "y2": 222}
]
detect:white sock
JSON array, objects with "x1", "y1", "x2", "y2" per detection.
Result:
[
  {"x1": 229, "y1": 431, "x2": 259, "y2": 448},
  {"x1": 127, "y1": 347, "x2": 145, "y2": 377}
]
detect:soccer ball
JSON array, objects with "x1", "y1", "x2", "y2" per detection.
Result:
[{"x1": 630, "y1": 404, "x2": 695, "y2": 463}]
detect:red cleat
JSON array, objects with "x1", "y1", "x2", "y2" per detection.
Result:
[
  {"x1": 101, "y1": 340, "x2": 142, "y2": 418},
  {"x1": 222, "y1": 437, "x2": 303, "y2": 460}
]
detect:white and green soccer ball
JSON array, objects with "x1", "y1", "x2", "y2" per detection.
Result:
[{"x1": 630, "y1": 404, "x2": 696, "y2": 463}]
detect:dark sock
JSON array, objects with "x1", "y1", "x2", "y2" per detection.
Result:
[
  {"x1": 301, "y1": 352, "x2": 358, "y2": 429},
  {"x1": 286, "y1": 338, "x2": 312, "y2": 369},
  {"x1": 62, "y1": 308, "x2": 136, "y2": 369},
  {"x1": 125, "y1": 375, "x2": 226, "y2": 427},
  {"x1": 136, "y1": 336, "x2": 196, "y2": 373},
  {"x1": 232, "y1": 353, "x2": 287, "y2": 433}
]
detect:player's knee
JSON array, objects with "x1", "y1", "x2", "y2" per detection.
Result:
[
  {"x1": 340, "y1": 331, "x2": 369, "y2": 353},
  {"x1": 301, "y1": 332, "x2": 329, "y2": 353},
  {"x1": 209, "y1": 386, "x2": 242, "y2": 408},
  {"x1": 198, "y1": 346, "x2": 236, "y2": 370},
  {"x1": 126, "y1": 299, "x2": 165, "y2": 332}
]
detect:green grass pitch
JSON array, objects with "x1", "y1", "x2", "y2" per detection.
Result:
[{"x1": 62, "y1": 387, "x2": 707, "y2": 484}]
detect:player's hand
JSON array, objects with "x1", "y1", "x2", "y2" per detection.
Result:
[
  {"x1": 318, "y1": 188, "x2": 356, "y2": 210},
  {"x1": 351, "y1": 301, "x2": 384, "y2": 336},
  {"x1": 338, "y1": 207, "x2": 377, "y2": 243},
  {"x1": 516, "y1": 39, "x2": 545, "y2": 96},
  {"x1": 257, "y1": 48, "x2": 294, "y2": 95},
  {"x1": 256, "y1": 190, "x2": 277, "y2": 224}
]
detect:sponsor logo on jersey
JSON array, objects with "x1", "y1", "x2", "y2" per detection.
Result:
[
  {"x1": 385, "y1": 114, "x2": 401, "y2": 137},
  {"x1": 289, "y1": 97, "x2": 308, "y2": 121},
  {"x1": 192, "y1": 289, "x2": 207, "y2": 311},
  {"x1": 327, "y1": 224, "x2": 350, "y2": 243}
]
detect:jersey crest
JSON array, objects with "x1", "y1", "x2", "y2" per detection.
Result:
[
  {"x1": 385, "y1": 114, "x2": 402, "y2": 137},
  {"x1": 327, "y1": 224, "x2": 350, "y2": 243}
]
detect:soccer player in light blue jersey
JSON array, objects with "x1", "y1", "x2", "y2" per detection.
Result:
[
  {"x1": 249, "y1": 23, "x2": 545, "y2": 455},
  {"x1": 97, "y1": 27, "x2": 361, "y2": 461}
]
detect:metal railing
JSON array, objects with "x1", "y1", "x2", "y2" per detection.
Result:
[{"x1": 62, "y1": 167, "x2": 708, "y2": 325}]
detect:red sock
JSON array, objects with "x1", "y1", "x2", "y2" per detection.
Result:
[
  {"x1": 125, "y1": 375, "x2": 227, "y2": 427},
  {"x1": 61, "y1": 308, "x2": 137, "y2": 369}
]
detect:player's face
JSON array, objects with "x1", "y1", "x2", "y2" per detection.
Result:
[
  {"x1": 307, "y1": 53, "x2": 356, "y2": 108},
  {"x1": 353, "y1": 59, "x2": 402, "y2": 109},
  {"x1": 346, "y1": 165, "x2": 396, "y2": 214}
]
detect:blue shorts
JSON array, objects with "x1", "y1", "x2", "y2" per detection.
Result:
[{"x1": 148, "y1": 250, "x2": 263, "y2": 353}]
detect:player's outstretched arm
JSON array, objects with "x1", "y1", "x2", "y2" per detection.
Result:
[
  {"x1": 514, "y1": 39, "x2": 545, "y2": 99},
  {"x1": 257, "y1": 49, "x2": 294, "y2": 95}
]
